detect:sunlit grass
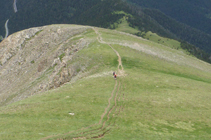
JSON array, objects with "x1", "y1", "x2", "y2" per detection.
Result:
[
  {"x1": 144, "y1": 31, "x2": 181, "y2": 49},
  {"x1": 0, "y1": 26, "x2": 211, "y2": 140},
  {"x1": 115, "y1": 19, "x2": 139, "y2": 34}
]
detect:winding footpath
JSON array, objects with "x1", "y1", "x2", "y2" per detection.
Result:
[
  {"x1": 42, "y1": 28, "x2": 125, "y2": 140},
  {"x1": 93, "y1": 28, "x2": 124, "y2": 76},
  {"x1": 67, "y1": 28, "x2": 126, "y2": 139}
]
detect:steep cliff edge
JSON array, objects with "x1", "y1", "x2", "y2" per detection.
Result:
[{"x1": 0, "y1": 24, "x2": 91, "y2": 106}]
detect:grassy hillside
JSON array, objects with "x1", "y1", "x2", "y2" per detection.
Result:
[
  {"x1": 0, "y1": 25, "x2": 211, "y2": 139},
  {"x1": 115, "y1": 18, "x2": 139, "y2": 34},
  {"x1": 116, "y1": 21, "x2": 181, "y2": 51}
]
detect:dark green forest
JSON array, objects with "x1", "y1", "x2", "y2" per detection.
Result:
[
  {"x1": 1, "y1": 0, "x2": 127, "y2": 35},
  {"x1": 0, "y1": 0, "x2": 211, "y2": 63},
  {"x1": 138, "y1": 9, "x2": 211, "y2": 52},
  {"x1": 180, "y1": 41, "x2": 211, "y2": 63},
  {"x1": 129, "y1": 0, "x2": 211, "y2": 35}
]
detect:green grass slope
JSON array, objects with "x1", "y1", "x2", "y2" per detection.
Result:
[
  {"x1": 0, "y1": 25, "x2": 211, "y2": 139},
  {"x1": 115, "y1": 19, "x2": 139, "y2": 35},
  {"x1": 114, "y1": 19, "x2": 180, "y2": 50}
]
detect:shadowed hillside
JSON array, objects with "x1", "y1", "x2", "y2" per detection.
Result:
[{"x1": 129, "y1": 0, "x2": 211, "y2": 35}]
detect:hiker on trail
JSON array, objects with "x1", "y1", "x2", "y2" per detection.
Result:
[
  {"x1": 113, "y1": 71, "x2": 117, "y2": 79},
  {"x1": 114, "y1": 73, "x2": 117, "y2": 79}
]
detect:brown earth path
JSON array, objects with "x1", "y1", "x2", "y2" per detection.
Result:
[
  {"x1": 93, "y1": 28, "x2": 124, "y2": 76},
  {"x1": 69, "y1": 28, "x2": 126, "y2": 139},
  {"x1": 68, "y1": 28, "x2": 125, "y2": 139},
  {"x1": 42, "y1": 28, "x2": 125, "y2": 140}
]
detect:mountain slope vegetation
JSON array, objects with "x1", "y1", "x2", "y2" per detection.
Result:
[
  {"x1": 0, "y1": 24, "x2": 211, "y2": 139},
  {"x1": 1, "y1": 0, "x2": 211, "y2": 63},
  {"x1": 129, "y1": 0, "x2": 211, "y2": 35}
]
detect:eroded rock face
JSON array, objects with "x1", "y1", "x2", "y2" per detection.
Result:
[{"x1": 0, "y1": 24, "x2": 91, "y2": 105}]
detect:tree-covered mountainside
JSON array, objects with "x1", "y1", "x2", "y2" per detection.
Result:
[
  {"x1": 0, "y1": 0, "x2": 211, "y2": 62},
  {"x1": 0, "y1": 0, "x2": 123, "y2": 36},
  {"x1": 134, "y1": 8, "x2": 211, "y2": 52},
  {"x1": 0, "y1": 0, "x2": 14, "y2": 21},
  {"x1": 128, "y1": 0, "x2": 211, "y2": 35}
]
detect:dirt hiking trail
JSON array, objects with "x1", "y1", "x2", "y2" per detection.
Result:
[
  {"x1": 93, "y1": 28, "x2": 124, "y2": 77},
  {"x1": 42, "y1": 28, "x2": 125, "y2": 140}
]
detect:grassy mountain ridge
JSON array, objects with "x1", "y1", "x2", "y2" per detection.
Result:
[
  {"x1": 1, "y1": 0, "x2": 211, "y2": 64},
  {"x1": 0, "y1": 24, "x2": 211, "y2": 139}
]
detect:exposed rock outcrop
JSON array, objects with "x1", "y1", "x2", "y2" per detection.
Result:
[{"x1": 0, "y1": 24, "x2": 91, "y2": 106}]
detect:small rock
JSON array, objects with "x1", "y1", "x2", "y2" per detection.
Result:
[{"x1": 69, "y1": 113, "x2": 74, "y2": 115}]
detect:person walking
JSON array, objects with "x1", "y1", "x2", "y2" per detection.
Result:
[
  {"x1": 114, "y1": 73, "x2": 117, "y2": 80},
  {"x1": 113, "y1": 71, "x2": 117, "y2": 79}
]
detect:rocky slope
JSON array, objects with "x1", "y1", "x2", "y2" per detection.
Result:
[{"x1": 0, "y1": 24, "x2": 91, "y2": 106}]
